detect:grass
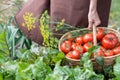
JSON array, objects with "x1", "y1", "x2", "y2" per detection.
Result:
[{"x1": 109, "y1": 0, "x2": 120, "y2": 29}]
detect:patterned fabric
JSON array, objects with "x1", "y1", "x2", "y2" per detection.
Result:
[{"x1": 15, "y1": 0, "x2": 111, "y2": 45}]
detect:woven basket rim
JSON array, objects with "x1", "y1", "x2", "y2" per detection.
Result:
[{"x1": 58, "y1": 27, "x2": 120, "y2": 61}]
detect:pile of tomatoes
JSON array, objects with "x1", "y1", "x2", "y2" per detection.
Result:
[{"x1": 60, "y1": 28, "x2": 120, "y2": 60}]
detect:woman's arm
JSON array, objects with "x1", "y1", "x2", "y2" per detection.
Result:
[{"x1": 88, "y1": 0, "x2": 101, "y2": 29}]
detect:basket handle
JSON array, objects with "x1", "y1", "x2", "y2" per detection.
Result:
[{"x1": 93, "y1": 24, "x2": 97, "y2": 58}]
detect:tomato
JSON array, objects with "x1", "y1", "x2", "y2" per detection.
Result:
[
  {"x1": 68, "y1": 37, "x2": 74, "y2": 42},
  {"x1": 92, "y1": 46, "x2": 105, "y2": 57},
  {"x1": 83, "y1": 33, "x2": 93, "y2": 43},
  {"x1": 66, "y1": 51, "x2": 73, "y2": 58},
  {"x1": 66, "y1": 50, "x2": 80, "y2": 59},
  {"x1": 116, "y1": 41, "x2": 120, "y2": 47},
  {"x1": 71, "y1": 43, "x2": 77, "y2": 50},
  {"x1": 74, "y1": 45, "x2": 84, "y2": 53},
  {"x1": 75, "y1": 36, "x2": 84, "y2": 45},
  {"x1": 67, "y1": 33, "x2": 74, "y2": 42},
  {"x1": 60, "y1": 40, "x2": 72, "y2": 54},
  {"x1": 83, "y1": 42, "x2": 93, "y2": 52},
  {"x1": 112, "y1": 46, "x2": 120, "y2": 55},
  {"x1": 100, "y1": 46, "x2": 106, "y2": 52},
  {"x1": 102, "y1": 33, "x2": 119, "y2": 49},
  {"x1": 104, "y1": 50, "x2": 114, "y2": 57},
  {"x1": 97, "y1": 28, "x2": 105, "y2": 41},
  {"x1": 97, "y1": 47, "x2": 105, "y2": 56}
]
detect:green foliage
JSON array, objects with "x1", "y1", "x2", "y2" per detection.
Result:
[
  {"x1": 0, "y1": 17, "x2": 32, "y2": 59},
  {"x1": 113, "y1": 56, "x2": 120, "y2": 80},
  {"x1": 0, "y1": 30, "x2": 10, "y2": 64}
]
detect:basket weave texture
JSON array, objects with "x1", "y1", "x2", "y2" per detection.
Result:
[{"x1": 58, "y1": 27, "x2": 120, "y2": 68}]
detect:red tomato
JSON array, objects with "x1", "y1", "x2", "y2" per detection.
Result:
[
  {"x1": 68, "y1": 37, "x2": 74, "y2": 42},
  {"x1": 71, "y1": 43, "x2": 77, "y2": 50},
  {"x1": 112, "y1": 46, "x2": 120, "y2": 55},
  {"x1": 68, "y1": 50, "x2": 81, "y2": 59},
  {"x1": 75, "y1": 36, "x2": 84, "y2": 45},
  {"x1": 83, "y1": 33, "x2": 93, "y2": 43},
  {"x1": 104, "y1": 50, "x2": 114, "y2": 57},
  {"x1": 97, "y1": 28, "x2": 105, "y2": 41},
  {"x1": 83, "y1": 42, "x2": 93, "y2": 52},
  {"x1": 92, "y1": 46, "x2": 105, "y2": 57},
  {"x1": 97, "y1": 48, "x2": 104, "y2": 56},
  {"x1": 102, "y1": 33, "x2": 119, "y2": 49},
  {"x1": 100, "y1": 46, "x2": 106, "y2": 52},
  {"x1": 74, "y1": 45, "x2": 84, "y2": 53},
  {"x1": 66, "y1": 51, "x2": 73, "y2": 58},
  {"x1": 116, "y1": 41, "x2": 120, "y2": 47},
  {"x1": 60, "y1": 40, "x2": 72, "y2": 54}
]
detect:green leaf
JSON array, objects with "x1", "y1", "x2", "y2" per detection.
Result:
[
  {"x1": 6, "y1": 26, "x2": 19, "y2": 58},
  {"x1": 33, "y1": 57, "x2": 52, "y2": 80},
  {"x1": 45, "y1": 61, "x2": 73, "y2": 80},
  {"x1": 0, "y1": 30, "x2": 10, "y2": 55},
  {"x1": 115, "y1": 56, "x2": 120, "y2": 64},
  {"x1": 113, "y1": 56, "x2": 120, "y2": 80},
  {"x1": 113, "y1": 63, "x2": 120, "y2": 80},
  {"x1": 15, "y1": 62, "x2": 33, "y2": 80},
  {"x1": 20, "y1": 50, "x2": 37, "y2": 63},
  {"x1": 96, "y1": 57, "x2": 104, "y2": 66},
  {"x1": 38, "y1": 47, "x2": 65, "y2": 65},
  {"x1": 0, "y1": 72, "x2": 3, "y2": 80},
  {"x1": 0, "y1": 61, "x2": 17, "y2": 80},
  {"x1": 88, "y1": 46, "x2": 99, "y2": 57}
]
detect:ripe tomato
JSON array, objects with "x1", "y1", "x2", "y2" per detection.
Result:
[
  {"x1": 92, "y1": 46, "x2": 105, "y2": 57},
  {"x1": 116, "y1": 41, "x2": 120, "y2": 47},
  {"x1": 75, "y1": 36, "x2": 84, "y2": 45},
  {"x1": 97, "y1": 28, "x2": 105, "y2": 41},
  {"x1": 74, "y1": 45, "x2": 84, "y2": 53},
  {"x1": 97, "y1": 47, "x2": 105, "y2": 56},
  {"x1": 104, "y1": 50, "x2": 114, "y2": 57},
  {"x1": 83, "y1": 33, "x2": 93, "y2": 43},
  {"x1": 112, "y1": 46, "x2": 120, "y2": 55},
  {"x1": 66, "y1": 51, "x2": 73, "y2": 58},
  {"x1": 68, "y1": 37, "x2": 74, "y2": 42},
  {"x1": 83, "y1": 42, "x2": 93, "y2": 52},
  {"x1": 60, "y1": 40, "x2": 72, "y2": 54},
  {"x1": 100, "y1": 46, "x2": 106, "y2": 52},
  {"x1": 71, "y1": 43, "x2": 77, "y2": 50},
  {"x1": 66, "y1": 50, "x2": 80, "y2": 59},
  {"x1": 102, "y1": 33, "x2": 119, "y2": 49}
]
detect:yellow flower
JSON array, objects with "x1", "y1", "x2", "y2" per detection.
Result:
[{"x1": 22, "y1": 12, "x2": 36, "y2": 31}]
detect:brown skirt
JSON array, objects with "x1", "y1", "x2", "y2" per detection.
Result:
[{"x1": 15, "y1": 0, "x2": 111, "y2": 45}]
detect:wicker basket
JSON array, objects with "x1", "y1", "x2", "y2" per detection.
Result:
[{"x1": 58, "y1": 27, "x2": 120, "y2": 69}]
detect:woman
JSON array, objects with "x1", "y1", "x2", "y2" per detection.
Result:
[{"x1": 15, "y1": 0, "x2": 111, "y2": 45}]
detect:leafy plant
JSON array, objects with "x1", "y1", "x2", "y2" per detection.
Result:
[{"x1": 0, "y1": 17, "x2": 32, "y2": 59}]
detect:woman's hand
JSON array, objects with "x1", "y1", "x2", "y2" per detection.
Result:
[{"x1": 88, "y1": 0, "x2": 101, "y2": 29}]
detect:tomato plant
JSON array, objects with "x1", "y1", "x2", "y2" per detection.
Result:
[
  {"x1": 60, "y1": 40, "x2": 72, "y2": 54},
  {"x1": 97, "y1": 28, "x2": 105, "y2": 41},
  {"x1": 83, "y1": 33, "x2": 93, "y2": 43},
  {"x1": 102, "y1": 33, "x2": 119, "y2": 49}
]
